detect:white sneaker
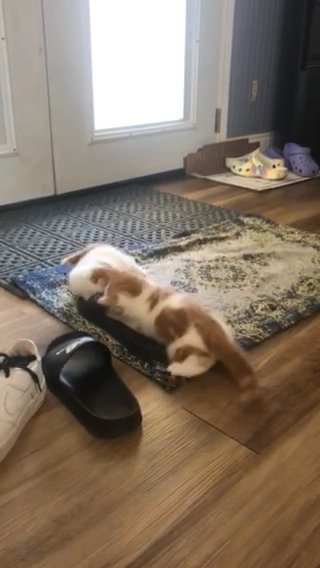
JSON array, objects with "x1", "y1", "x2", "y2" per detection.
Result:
[{"x1": 0, "y1": 339, "x2": 46, "y2": 462}]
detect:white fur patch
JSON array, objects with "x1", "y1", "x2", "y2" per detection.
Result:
[{"x1": 168, "y1": 354, "x2": 214, "y2": 378}]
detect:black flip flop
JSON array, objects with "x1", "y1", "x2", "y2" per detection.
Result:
[
  {"x1": 42, "y1": 331, "x2": 142, "y2": 437},
  {"x1": 77, "y1": 297, "x2": 167, "y2": 365}
]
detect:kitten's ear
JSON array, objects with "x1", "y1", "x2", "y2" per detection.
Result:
[
  {"x1": 116, "y1": 271, "x2": 144, "y2": 297},
  {"x1": 91, "y1": 266, "x2": 116, "y2": 285},
  {"x1": 61, "y1": 250, "x2": 84, "y2": 266},
  {"x1": 103, "y1": 270, "x2": 144, "y2": 297},
  {"x1": 92, "y1": 267, "x2": 143, "y2": 297},
  {"x1": 61, "y1": 243, "x2": 99, "y2": 265}
]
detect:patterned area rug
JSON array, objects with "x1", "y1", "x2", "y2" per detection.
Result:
[
  {"x1": 0, "y1": 185, "x2": 239, "y2": 280},
  {"x1": 12, "y1": 213, "x2": 320, "y2": 390}
]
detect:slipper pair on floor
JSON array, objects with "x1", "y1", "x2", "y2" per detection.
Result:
[
  {"x1": 0, "y1": 333, "x2": 142, "y2": 462},
  {"x1": 226, "y1": 143, "x2": 319, "y2": 180},
  {"x1": 265, "y1": 143, "x2": 319, "y2": 178}
]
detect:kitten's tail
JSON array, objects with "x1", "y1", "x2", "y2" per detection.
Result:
[
  {"x1": 61, "y1": 243, "x2": 102, "y2": 266},
  {"x1": 197, "y1": 316, "x2": 256, "y2": 391},
  {"x1": 216, "y1": 337, "x2": 256, "y2": 391}
]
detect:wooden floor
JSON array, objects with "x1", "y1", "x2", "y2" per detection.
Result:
[{"x1": 1, "y1": 176, "x2": 320, "y2": 568}]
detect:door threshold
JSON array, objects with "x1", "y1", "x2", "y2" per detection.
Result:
[{"x1": 0, "y1": 169, "x2": 185, "y2": 212}]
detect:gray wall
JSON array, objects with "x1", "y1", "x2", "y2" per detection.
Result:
[{"x1": 227, "y1": 0, "x2": 308, "y2": 138}]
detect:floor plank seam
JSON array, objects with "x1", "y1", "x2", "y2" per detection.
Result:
[{"x1": 182, "y1": 407, "x2": 259, "y2": 455}]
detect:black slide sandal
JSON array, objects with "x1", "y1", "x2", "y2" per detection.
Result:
[
  {"x1": 77, "y1": 298, "x2": 167, "y2": 365},
  {"x1": 42, "y1": 331, "x2": 142, "y2": 437}
]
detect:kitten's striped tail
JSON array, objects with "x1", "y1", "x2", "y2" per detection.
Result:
[{"x1": 197, "y1": 316, "x2": 256, "y2": 391}]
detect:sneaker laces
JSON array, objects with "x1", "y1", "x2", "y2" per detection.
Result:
[{"x1": 0, "y1": 353, "x2": 42, "y2": 391}]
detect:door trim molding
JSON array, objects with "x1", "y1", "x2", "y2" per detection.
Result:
[
  {"x1": 0, "y1": 0, "x2": 17, "y2": 156},
  {"x1": 215, "y1": 0, "x2": 235, "y2": 142}
]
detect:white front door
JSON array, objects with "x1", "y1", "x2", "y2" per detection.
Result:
[
  {"x1": 43, "y1": 0, "x2": 225, "y2": 194},
  {"x1": 0, "y1": 0, "x2": 54, "y2": 206}
]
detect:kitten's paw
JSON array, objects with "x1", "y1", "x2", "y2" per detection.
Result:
[{"x1": 167, "y1": 362, "x2": 185, "y2": 377}]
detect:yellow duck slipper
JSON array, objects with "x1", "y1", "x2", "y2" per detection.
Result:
[{"x1": 226, "y1": 148, "x2": 287, "y2": 180}]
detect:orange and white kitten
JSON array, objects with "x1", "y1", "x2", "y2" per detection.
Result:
[
  {"x1": 91, "y1": 267, "x2": 255, "y2": 390},
  {"x1": 61, "y1": 243, "x2": 145, "y2": 300}
]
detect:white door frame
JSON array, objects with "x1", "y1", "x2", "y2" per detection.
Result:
[
  {"x1": 0, "y1": 0, "x2": 54, "y2": 205},
  {"x1": 0, "y1": 1, "x2": 16, "y2": 156},
  {"x1": 215, "y1": 0, "x2": 235, "y2": 142}
]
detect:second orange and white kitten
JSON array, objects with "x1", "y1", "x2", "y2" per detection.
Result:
[{"x1": 91, "y1": 266, "x2": 256, "y2": 390}]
